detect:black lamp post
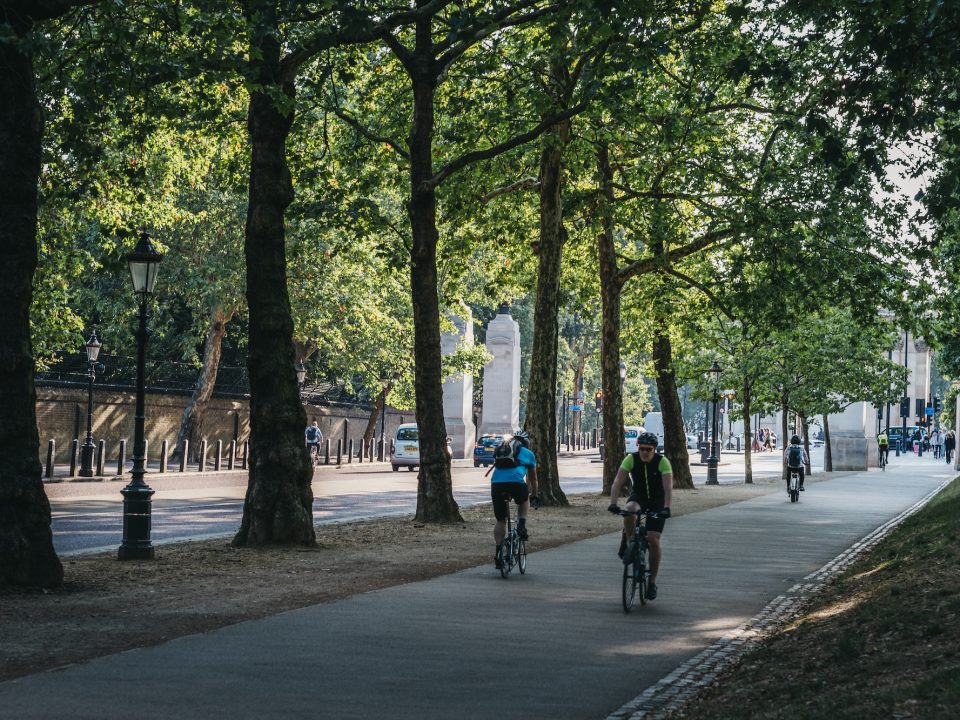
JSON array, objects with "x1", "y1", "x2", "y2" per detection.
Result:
[
  {"x1": 705, "y1": 360, "x2": 721, "y2": 485},
  {"x1": 78, "y1": 332, "x2": 104, "y2": 478},
  {"x1": 378, "y1": 371, "x2": 390, "y2": 461},
  {"x1": 118, "y1": 231, "x2": 162, "y2": 561}
]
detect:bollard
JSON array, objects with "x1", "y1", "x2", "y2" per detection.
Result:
[
  {"x1": 368, "y1": 439, "x2": 374, "y2": 462},
  {"x1": 46, "y1": 440, "x2": 55, "y2": 479},
  {"x1": 198, "y1": 439, "x2": 208, "y2": 472},
  {"x1": 336, "y1": 438, "x2": 342, "y2": 465},
  {"x1": 242, "y1": 440, "x2": 249, "y2": 469},
  {"x1": 324, "y1": 439, "x2": 330, "y2": 465},
  {"x1": 69, "y1": 439, "x2": 78, "y2": 477},
  {"x1": 160, "y1": 440, "x2": 169, "y2": 473},
  {"x1": 180, "y1": 439, "x2": 189, "y2": 472},
  {"x1": 215, "y1": 440, "x2": 223, "y2": 471},
  {"x1": 357, "y1": 440, "x2": 363, "y2": 463},
  {"x1": 348, "y1": 439, "x2": 354, "y2": 463},
  {"x1": 228, "y1": 440, "x2": 236, "y2": 470},
  {"x1": 96, "y1": 440, "x2": 105, "y2": 476},
  {"x1": 117, "y1": 439, "x2": 126, "y2": 476}
]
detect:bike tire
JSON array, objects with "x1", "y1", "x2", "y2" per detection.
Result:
[
  {"x1": 637, "y1": 545, "x2": 648, "y2": 606},
  {"x1": 518, "y1": 539, "x2": 527, "y2": 574},
  {"x1": 790, "y1": 489, "x2": 799, "y2": 503},
  {"x1": 499, "y1": 544, "x2": 510, "y2": 579},
  {"x1": 622, "y1": 559, "x2": 637, "y2": 612}
]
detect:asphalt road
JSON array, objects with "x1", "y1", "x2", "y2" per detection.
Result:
[{"x1": 5, "y1": 453, "x2": 951, "y2": 720}]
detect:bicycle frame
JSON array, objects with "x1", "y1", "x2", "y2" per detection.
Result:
[{"x1": 619, "y1": 509, "x2": 652, "y2": 612}]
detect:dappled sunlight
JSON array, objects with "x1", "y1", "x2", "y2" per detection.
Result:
[
  {"x1": 806, "y1": 597, "x2": 862, "y2": 621},
  {"x1": 851, "y1": 561, "x2": 893, "y2": 581}
]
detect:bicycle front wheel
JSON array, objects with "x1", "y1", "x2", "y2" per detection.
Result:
[
  {"x1": 622, "y1": 558, "x2": 638, "y2": 612},
  {"x1": 637, "y1": 546, "x2": 648, "y2": 606},
  {"x1": 517, "y1": 539, "x2": 527, "y2": 574}
]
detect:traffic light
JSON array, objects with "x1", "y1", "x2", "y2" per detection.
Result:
[
  {"x1": 934, "y1": 396, "x2": 942, "y2": 412},
  {"x1": 594, "y1": 390, "x2": 602, "y2": 412},
  {"x1": 900, "y1": 396, "x2": 910, "y2": 417}
]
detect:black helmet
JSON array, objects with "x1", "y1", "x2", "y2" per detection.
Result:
[
  {"x1": 513, "y1": 430, "x2": 530, "y2": 447},
  {"x1": 790, "y1": 435, "x2": 802, "y2": 445},
  {"x1": 636, "y1": 431, "x2": 659, "y2": 448}
]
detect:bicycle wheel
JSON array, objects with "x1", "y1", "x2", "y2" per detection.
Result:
[
  {"x1": 500, "y1": 534, "x2": 512, "y2": 579},
  {"x1": 637, "y1": 544, "x2": 648, "y2": 606},
  {"x1": 790, "y1": 488, "x2": 799, "y2": 502},
  {"x1": 517, "y1": 539, "x2": 527, "y2": 574}
]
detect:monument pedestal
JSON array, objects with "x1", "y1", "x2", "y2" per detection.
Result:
[
  {"x1": 441, "y1": 307, "x2": 476, "y2": 458},
  {"x1": 480, "y1": 303, "x2": 521, "y2": 437}
]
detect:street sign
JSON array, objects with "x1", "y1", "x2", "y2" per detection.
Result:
[{"x1": 569, "y1": 405, "x2": 583, "y2": 412}]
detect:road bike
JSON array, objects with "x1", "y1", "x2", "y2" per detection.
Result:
[
  {"x1": 787, "y1": 467, "x2": 801, "y2": 503},
  {"x1": 496, "y1": 494, "x2": 527, "y2": 579},
  {"x1": 619, "y1": 509, "x2": 653, "y2": 612}
]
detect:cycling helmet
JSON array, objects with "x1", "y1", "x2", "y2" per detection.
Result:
[
  {"x1": 636, "y1": 431, "x2": 659, "y2": 448},
  {"x1": 790, "y1": 435, "x2": 802, "y2": 445},
  {"x1": 512, "y1": 429, "x2": 530, "y2": 447}
]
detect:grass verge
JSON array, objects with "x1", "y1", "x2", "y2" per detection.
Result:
[{"x1": 676, "y1": 476, "x2": 960, "y2": 719}]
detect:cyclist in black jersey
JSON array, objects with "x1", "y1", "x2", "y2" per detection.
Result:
[{"x1": 607, "y1": 431, "x2": 672, "y2": 601}]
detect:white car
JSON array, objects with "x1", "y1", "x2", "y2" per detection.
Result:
[
  {"x1": 389, "y1": 423, "x2": 452, "y2": 471},
  {"x1": 623, "y1": 426, "x2": 646, "y2": 453},
  {"x1": 686, "y1": 433, "x2": 698, "y2": 449}
]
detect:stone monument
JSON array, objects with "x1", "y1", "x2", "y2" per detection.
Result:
[
  {"x1": 441, "y1": 306, "x2": 476, "y2": 458},
  {"x1": 479, "y1": 303, "x2": 521, "y2": 437}
]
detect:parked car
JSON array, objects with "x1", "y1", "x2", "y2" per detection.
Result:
[
  {"x1": 390, "y1": 423, "x2": 451, "y2": 471},
  {"x1": 473, "y1": 434, "x2": 504, "y2": 468},
  {"x1": 686, "y1": 433, "x2": 698, "y2": 449}
]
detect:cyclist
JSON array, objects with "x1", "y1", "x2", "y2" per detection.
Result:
[
  {"x1": 784, "y1": 435, "x2": 808, "y2": 491},
  {"x1": 305, "y1": 420, "x2": 323, "y2": 462},
  {"x1": 607, "y1": 431, "x2": 672, "y2": 601},
  {"x1": 491, "y1": 430, "x2": 539, "y2": 569},
  {"x1": 877, "y1": 429, "x2": 890, "y2": 466}
]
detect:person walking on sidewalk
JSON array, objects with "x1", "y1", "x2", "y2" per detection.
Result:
[
  {"x1": 945, "y1": 430, "x2": 956, "y2": 465},
  {"x1": 607, "y1": 431, "x2": 672, "y2": 601},
  {"x1": 490, "y1": 430, "x2": 539, "y2": 569}
]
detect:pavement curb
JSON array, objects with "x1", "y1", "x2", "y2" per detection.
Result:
[{"x1": 606, "y1": 476, "x2": 955, "y2": 720}]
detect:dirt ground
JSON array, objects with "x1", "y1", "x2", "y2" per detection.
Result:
[{"x1": 1, "y1": 480, "x2": 781, "y2": 682}]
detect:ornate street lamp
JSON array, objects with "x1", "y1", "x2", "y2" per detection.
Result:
[
  {"x1": 296, "y1": 360, "x2": 307, "y2": 403},
  {"x1": 722, "y1": 390, "x2": 735, "y2": 449},
  {"x1": 118, "y1": 231, "x2": 162, "y2": 561},
  {"x1": 78, "y1": 332, "x2": 104, "y2": 477},
  {"x1": 705, "y1": 361, "x2": 722, "y2": 485}
]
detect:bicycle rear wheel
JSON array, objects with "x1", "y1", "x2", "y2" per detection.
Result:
[
  {"x1": 500, "y1": 533, "x2": 513, "y2": 578},
  {"x1": 517, "y1": 539, "x2": 527, "y2": 574}
]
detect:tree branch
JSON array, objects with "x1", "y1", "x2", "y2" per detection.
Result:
[
  {"x1": 331, "y1": 108, "x2": 409, "y2": 160},
  {"x1": 662, "y1": 266, "x2": 736, "y2": 320},
  {"x1": 481, "y1": 176, "x2": 540, "y2": 205}
]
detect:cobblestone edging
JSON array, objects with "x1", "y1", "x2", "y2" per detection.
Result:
[{"x1": 606, "y1": 479, "x2": 953, "y2": 720}]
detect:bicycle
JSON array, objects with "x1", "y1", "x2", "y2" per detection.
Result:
[
  {"x1": 879, "y1": 446, "x2": 888, "y2": 471},
  {"x1": 307, "y1": 443, "x2": 322, "y2": 466},
  {"x1": 787, "y1": 467, "x2": 801, "y2": 503},
  {"x1": 496, "y1": 493, "x2": 527, "y2": 579},
  {"x1": 619, "y1": 509, "x2": 654, "y2": 612}
]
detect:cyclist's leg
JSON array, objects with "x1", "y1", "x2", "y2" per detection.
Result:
[
  {"x1": 798, "y1": 466, "x2": 805, "y2": 489},
  {"x1": 513, "y1": 483, "x2": 530, "y2": 539},
  {"x1": 646, "y1": 531, "x2": 662, "y2": 585}
]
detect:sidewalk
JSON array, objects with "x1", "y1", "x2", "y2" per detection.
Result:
[{"x1": 3, "y1": 455, "x2": 952, "y2": 719}]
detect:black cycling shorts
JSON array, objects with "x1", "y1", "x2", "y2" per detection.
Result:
[
  {"x1": 492, "y1": 482, "x2": 529, "y2": 521},
  {"x1": 626, "y1": 496, "x2": 667, "y2": 534}
]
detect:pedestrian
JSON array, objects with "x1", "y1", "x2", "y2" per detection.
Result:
[
  {"x1": 945, "y1": 430, "x2": 955, "y2": 465},
  {"x1": 763, "y1": 428, "x2": 772, "y2": 452},
  {"x1": 770, "y1": 431, "x2": 778, "y2": 451},
  {"x1": 931, "y1": 428, "x2": 943, "y2": 459}
]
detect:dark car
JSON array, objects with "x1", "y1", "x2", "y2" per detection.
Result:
[{"x1": 473, "y1": 434, "x2": 504, "y2": 467}]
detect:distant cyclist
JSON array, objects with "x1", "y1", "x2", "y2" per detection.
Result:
[
  {"x1": 877, "y1": 429, "x2": 889, "y2": 466},
  {"x1": 784, "y1": 435, "x2": 808, "y2": 491},
  {"x1": 607, "y1": 431, "x2": 672, "y2": 601},
  {"x1": 305, "y1": 420, "x2": 323, "y2": 460},
  {"x1": 490, "y1": 430, "x2": 539, "y2": 570}
]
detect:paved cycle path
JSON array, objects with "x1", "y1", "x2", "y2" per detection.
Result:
[{"x1": 2, "y1": 456, "x2": 952, "y2": 719}]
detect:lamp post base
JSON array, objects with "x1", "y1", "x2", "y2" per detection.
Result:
[
  {"x1": 78, "y1": 441, "x2": 96, "y2": 478},
  {"x1": 706, "y1": 457, "x2": 719, "y2": 485},
  {"x1": 118, "y1": 483, "x2": 155, "y2": 561}
]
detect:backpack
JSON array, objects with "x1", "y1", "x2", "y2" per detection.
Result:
[
  {"x1": 494, "y1": 439, "x2": 522, "y2": 468},
  {"x1": 787, "y1": 444, "x2": 803, "y2": 467},
  {"x1": 306, "y1": 426, "x2": 320, "y2": 443}
]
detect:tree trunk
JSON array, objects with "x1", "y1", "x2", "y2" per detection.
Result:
[
  {"x1": 741, "y1": 387, "x2": 753, "y2": 484},
  {"x1": 801, "y1": 414, "x2": 811, "y2": 476},
  {"x1": 0, "y1": 24, "x2": 63, "y2": 588},
  {"x1": 652, "y1": 329, "x2": 694, "y2": 489},
  {"x1": 172, "y1": 306, "x2": 231, "y2": 464},
  {"x1": 597, "y1": 144, "x2": 625, "y2": 494},
  {"x1": 233, "y1": 2, "x2": 314, "y2": 547},
  {"x1": 527, "y1": 119, "x2": 570, "y2": 507},
  {"x1": 823, "y1": 414, "x2": 833, "y2": 471},
  {"x1": 408, "y1": 41, "x2": 460, "y2": 522}
]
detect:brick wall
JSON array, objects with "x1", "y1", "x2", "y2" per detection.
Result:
[{"x1": 36, "y1": 387, "x2": 406, "y2": 464}]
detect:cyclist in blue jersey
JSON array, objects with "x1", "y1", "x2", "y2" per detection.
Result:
[
  {"x1": 490, "y1": 430, "x2": 539, "y2": 569},
  {"x1": 607, "y1": 431, "x2": 672, "y2": 600}
]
